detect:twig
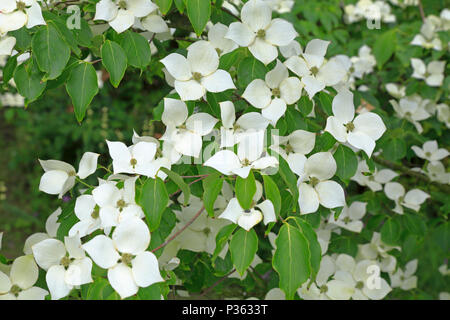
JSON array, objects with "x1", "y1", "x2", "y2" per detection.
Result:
[
  {"x1": 200, "y1": 268, "x2": 236, "y2": 297},
  {"x1": 417, "y1": 0, "x2": 426, "y2": 23},
  {"x1": 151, "y1": 206, "x2": 205, "y2": 253},
  {"x1": 169, "y1": 176, "x2": 208, "y2": 198},
  {"x1": 221, "y1": 7, "x2": 241, "y2": 22}
]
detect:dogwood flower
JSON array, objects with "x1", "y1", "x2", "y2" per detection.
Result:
[
  {"x1": 160, "y1": 41, "x2": 235, "y2": 101},
  {"x1": 242, "y1": 60, "x2": 302, "y2": 125},
  {"x1": 298, "y1": 255, "x2": 355, "y2": 300},
  {"x1": 411, "y1": 58, "x2": 446, "y2": 87},
  {"x1": 357, "y1": 232, "x2": 399, "y2": 273},
  {"x1": 389, "y1": 96, "x2": 431, "y2": 133},
  {"x1": 23, "y1": 207, "x2": 61, "y2": 254},
  {"x1": 140, "y1": 6, "x2": 169, "y2": 34},
  {"x1": 0, "y1": 36, "x2": 16, "y2": 56},
  {"x1": 82, "y1": 218, "x2": 164, "y2": 299},
  {"x1": 284, "y1": 39, "x2": 347, "y2": 98},
  {"x1": 219, "y1": 196, "x2": 276, "y2": 231},
  {"x1": 264, "y1": 0, "x2": 294, "y2": 14},
  {"x1": 384, "y1": 182, "x2": 429, "y2": 214},
  {"x1": 334, "y1": 254, "x2": 392, "y2": 300},
  {"x1": 325, "y1": 90, "x2": 386, "y2": 157},
  {"x1": 38, "y1": 152, "x2": 99, "y2": 198},
  {"x1": 90, "y1": 178, "x2": 144, "y2": 228},
  {"x1": 411, "y1": 140, "x2": 449, "y2": 162},
  {"x1": 225, "y1": 0, "x2": 297, "y2": 65},
  {"x1": 411, "y1": 18, "x2": 443, "y2": 50},
  {"x1": 351, "y1": 160, "x2": 398, "y2": 192},
  {"x1": 204, "y1": 131, "x2": 278, "y2": 179},
  {"x1": 389, "y1": 259, "x2": 418, "y2": 291},
  {"x1": 328, "y1": 202, "x2": 367, "y2": 233},
  {"x1": 219, "y1": 101, "x2": 269, "y2": 148},
  {"x1": 296, "y1": 152, "x2": 346, "y2": 214},
  {"x1": 32, "y1": 236, "x2": 93, "y2": 300},
  {"x1": 385, "y1": 83, "x2": 406, "y2": 99},
  {"x1": 160, "y1": 98, "x2": 218, "y2": 158},
  {"x1": 208, "y1": 23, "x2": 238, "y2": 56},
  {"x1": 0, "y1": 0, "x2": 45, "y2": 35},
  {"x1": 0, "y1": 255, "x2": 48, "y2": 300},
  {"x1": 94, "y1": 0, "x2": 158, "y2": 33},
  {"x1": 270, "y1": 129, "x2": 316, "y2": 176},
  {"x1": 425, "y1": 161, "x2": 450, "y2": 184}
]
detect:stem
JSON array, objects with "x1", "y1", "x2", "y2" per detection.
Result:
[
  {"x1": 200, "y1": 268, "x2": 236, "y2": 297},
  {"x1": 75, "y1": 177, "x2": 94, "y2": 189},
  {"x1": 417, "y1": 0, "x2": 426, "y2": 23},
  {"x1": 151, "y1": 206, "x2": 205, "y2": 253},
  {"x1": 169, "y1": 176, "x2": 208, "y2": 198},
  {"x1": 221, "y1": 7, "x2": 241, "y2": 22}
]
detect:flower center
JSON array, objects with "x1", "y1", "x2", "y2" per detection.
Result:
[
  {"x1": 69, "y1": 170, "x2": 77, "y2": 177},
  {"x1": 203, "y1": 227, "x2": 211, "y2": 235},
  {"x1": 356, "y1": 281, "x2": 364, "y2": 290},
  {"x1": 91, "y1": 206, "x2": 100, "y2": 219},
  {"x1": 10, "y1": 285, "x2": 21, "y2": 296},
  {"x1": 192, "y1": 72, "x2": 202, "y2": 82},
  {"x1": 118, "y1": 0, "x2": 127, "y2": 9},
  {"x1": 16, "y1": 1, "x2": 26, "y2": 11},
  {"x1": 343, "y1": 216, "x2": 351, "y2": 224},
  {"x1": 130, "y1": 158, "x2": 137, "y2": 168},
  {"x1": 117, "y1": 199, "x2": 126, "y2": 210},
  {"x1": 60, "y1": 256, "x2": 71, "y2": 268},
  {"x1": 216, "y1": 48, "x2": 223, "y2": 56},
  {"x1": 345, "y1": 122, "x2": 355, "y2": 132},
  {"x1": 272, "y1": 87, "x2": 281, "y2": 98},
  {"x1": 404, "y1": 111, "x2": 412, "y2": 118},
  {"x1": 310, "y1": 66, "x2": 319, "y2": 76},
  {"x1": 425, "y1": 152, "x2": 431, "y2": 157},
  {"x1": 121, "y1": 253, "x2": 133, "y2": 266},
  {"x1": 285, "y1": 143, "x2": 293, "y2": 154},
  {"x1": 398, "y1": 196, "x2": 404, "y2": 204},
  {"x1": 319, "y1": 285, "x2": 328, "y2": 293},
  {"x1": 310, "y1": 176, "x2": 319, "y2": 187},
  {"x1": 242, "y1": 158, "x2": 251, "y2": 166},
  {"x1": 257, "y1": 29, "x2": 266, "y2": 39}
]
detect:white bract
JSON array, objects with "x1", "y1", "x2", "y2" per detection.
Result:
[
  {"x1": 32, "y1": 236, "x2": 93, "y2": 300},
  {"x1": 411, "y1": 140, "x2": 449, "y2": 162},
  {"x1": 411, "y1": 58, "x2": 446, "y2": 87},
  {"x1": 296, "y1": 152, "x2": 346, "y2": 214},
  {"x1": 161, "y1": 98, "x2": 218, "y2": 158},
  {"x1": 0, "y1": 0, "x2": 45, "y2": 35},
  {"x1": 242, "y1": 60, "x2": 302, "y2": 125},
  {"x1": 384, "y1": 182, "x2": 429, "y2": 214},
  {"x1": 389, "y1": 96, "x2": 431, "y2": 133},
  {"x1": 351, "y1": 160, "x2": 398, "y2": 192},
  {"x1": 411, "y1": 18, "x2": 443, "y2": 51},
  {"x1": 225, "y1": 0, "x2": 297, "y2": 65},
  {"x1": 207, "y1": 23, "x2": 238, "y2": 56},
  {"x1": 328, "y1": 201, "x2": 367, "y2": 233},
  {"x1": 325, "y1": 89, "x2": 386, "y2": 157},
  {"x1": 357, "y1": 232, "x2": 399, "y2": 273},
  {"x1": 0, "y1": 255, "x2": 48, "y2": 300},
  {"x1": 38, "y1": 152, "x2": 99, "y2": 198},
  {"x1": 284, "y1": 39, "x2": 347, "y2": 98},
  {"x1": 0, "y1": 36, "x2": 16, "y2": 56},
  {"x1": 82, "y1": 218, "x2": 163, "y2": 299},
  {"x1": 160, "y1": 41, "x2": 235, "y2": 101},
  {"x1": 389, "y1": 259, "x2": 418, "y2": 291}
]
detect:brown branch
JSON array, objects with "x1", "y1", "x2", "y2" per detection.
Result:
[
  {"x1": 169, "y1": 176, "x2": 208, "y2": 198},
  {"x1": 417, "y1": 0, "x2": 426, "y2": 23},
  {"x1": 200, "y1": 268, "x2": 236, "y2": 297},
  {"x1": 151, "y1": 206, "x2": 205, "y2": 253}
]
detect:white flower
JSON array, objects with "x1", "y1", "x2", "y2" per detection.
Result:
[
  {"x1": 296, "y1": 152, "x2": 346, "y2": 214},
  {"x1": 204, "y1": 131, "x2": 278, "y2": 179},
  {"x1": 411, "y1": 140, "x2": 449, "y2": 162},
  {"x1": 160, "y1": 98, "x2": 218, "y2": 158},
  {"x1": 82, "y1": 218, "x2": 163, "y2": 299},
  {"x1": 389, "y1": 259, "x2": 418, "y2": 291},
  {"x1": 23, "y1": 207, "x2": 61, "y2": 254},
  {"x1": 411, "y1": 58, "x2": 446, "y2": 87},
  {"x1": 32, "y1": 236, "x2": 93, "y2": 300},
  {"x1": 298, "y1": 255, "x2": 355, "y2": 300},
  {"x1": 140, "y1": 6, "x2": 169, "y2": 34},
  {"x1": 351, "y1": 160, "x2": 398, "y2": 192},
  {"x1": 225, "y1": 0, "x2": 297, "y2": 65},
  {"x1": 279, "y1": 40, "x2": 302, "y2": 59},
  {"x1": 38, "y1": 152, "x2": 99, "y2": 198},
  {"x1": 284, "y1": 39, "x2": 347, "y2": 98},
  {"x1": 439, "y1": 264, "x2": 450, "y2": 276},
  {"x1": 325, "y1": 90, "x2": 386, "y2": 157},
  {"x1": 385, "y1": 83, "x2": 406, "y2": 99},
  {"x1": 0, "y1": 255, "x2": 48, "y2": 300},
  {"x1": 160, "y1": 41, "x2": 235, "y2": 101},
  {"x1": 328, "y1": 201, "x2": 367, "y2": 233},
  {"x1": 0, "y1": 36, "x2": 16, "y2": 56},
  {"x1": 264, "y1": 0, "x2": 294, "y2": 14},
  {"x1": 94, "y1": 0, "x2": 158, "y2": 33},
  {"x1": 90, "y1": 178, "x2": 144, "y2": 229},
  {"x1": 384, "y1": 182, "x2": 429, "y2": 214},
  {"x1": 436, "y1": 103, "x2": 450, "y2": 128},
  {"x1": 334, "y1": 255, "x2": 392, "y2": 300},
  {"x1": 425, "y1": 161, "x2": 450, "y2": 184},
  {"x1": 411, "y1": 18, "x2": 442, "y2": 51},
  {"x1": 207, "y1": 23, "x2": 238, "y2": 56},
  {"x1": 357, "y1": 232, "x2": 399, "y2": 273},
  {"x1": 242, "y1": 60, "x2": 302, "y2": 125},
  {"x1": 389, "y1": 96, "x2": 431, "y2": 133},
  {"x1": 106, "y1": 140, "x2": 164, "y2": 178},
  {"x1": 219, "y1": 195, "x2": 276, "y2": 231},
  {"x1": 350, "y1": 45, "x2": 376, "y2": 79},
  {"x1": 218, "y1": 101, "x2": 269, "y2": 148},
  {"x1": 270, "y1": 129, "x2": 316, "y2": 176},
  {"x1": 0, "y1": 0, "x2": 45, "y2": 35}
]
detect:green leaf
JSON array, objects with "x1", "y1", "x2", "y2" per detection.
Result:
[
  {"x1": 155, "y1": 0, "x2": 173, "y2": 14},
  {"x1": 161, "y1": 168, "x2": 190, "y2": 205},
  {"x1": 383, "y1": 138, "x2": 406, "y2": 161},
  {"x1": 101, "y1": 40, "x2": 128, "y2": 87},
  {"x1": 273, "y1": 223, "x2": 311, "y2": 299},
  {"x1": 273, "y1": 151, "x2": 299, "y2": 205},
  {"x1": 32, "y1": 24, "x2": 71, "y2": 80},
  {"x1": 373, "y1": 29, "x2": 397, "y2": 68},
  {"x1": 237, "y1": 56, "x2": 267, "y2": 87},
  {"x1": 235, "y1": 170, "x2": 256, "y2": 210},
  {"x1": 381, "y1": 217, "x2": 401, "y2": 245},
  {"x1": 402, "y1": 214, "x2": 427, "y2": 236},
  {"x1": 120, "y1": 31, "x2": 151, "y2": 69},
  {"x1": 86, "y1": 278, "x2": 112, "y2": 300},
  {"x1": 174, "y1": 0, "x2": 185, "y2": 13},
  {"x1": 318, "y1": 92, "x2": 333, "y2": 116},
  {"x1": 66, "y1": 62, "x2": 99, "y2": 122},
  {"x1": 186, "y1": 0, "x2": 211, "y2": 36},
  {"x1": 202, "y1": 172, "x2": 224, "y2": 217},
  {"x1": 333, "y1": 144, "x2": 358, "y2": 180},
  {"x1": 298, "y1": 95, "x2": 313, "y2": 116},
  {"x1": 212, "y1": 224, "x2": 237, "y2": 263},
  {"x1": 138, "y1": 178, "x2": 169, "y2": 231},
  {"x1": 14, "y1": 61, "x2": 46, "y2": 105},
  {"x1": 2, "y1": 55, "x2": 17, "y2": 85},
  {"x1": 285, "y1": 107, "x2": 308, "y2": 131},
  {"x1": 230, "y1": 228, "x2": 258, "y2": 276},
  {"x1": 262, "y1": 175, "x2": 281, "y2": 216}
]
